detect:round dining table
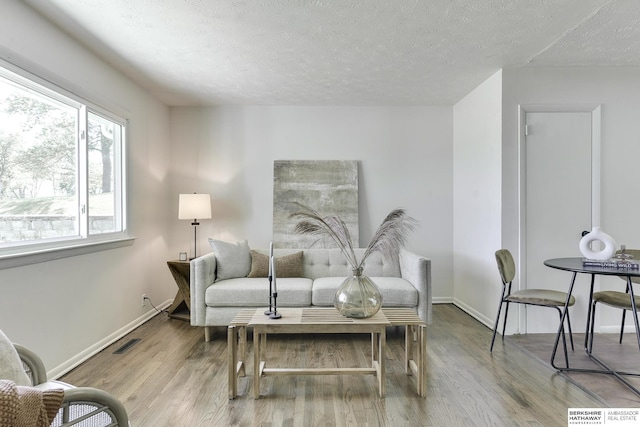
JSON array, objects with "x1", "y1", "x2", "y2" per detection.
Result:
[{"x1": 544, "y1": 257, "x2": 640, "y2": 395}]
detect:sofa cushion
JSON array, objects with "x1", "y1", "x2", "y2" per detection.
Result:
[
  {"x1": 301, "y1": 249, "x2": 401, "y2": 279},
  {"x1": 312, "y1": 277, "x2": 418, "y2": 307},
  {"x1": 206, "y1": 277, "x2": 313, "y2": 307},
  {"x1": 208, "y1": 239, "x2": 251, "y2": 281},
  {"x1": 250, "y1": 248, "x2": 401, "y2": 279},
  {"x1": 247, "y1": 250, "x2": 304, "y2": 278}
]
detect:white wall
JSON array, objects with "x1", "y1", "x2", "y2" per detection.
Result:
[
  {"x1": 502, "y1": 67, "x2": 640, "y2": 332},
  {"x1": 169, "y1": 106, "x2": 454, "y2": 302},
  {"x1": 451, "y1": 67, "x2": 640, "y2": 335},
  {"x1": 0, "y1": 0, "x2": 175, "y2": 376},
  {"x1": 452, "y1": 71, "x2": 503, "y2": 326}
]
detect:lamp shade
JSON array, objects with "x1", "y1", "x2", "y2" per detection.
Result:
[{"x1": 178, "y1": 193, "x2": 211, "y2": 220}]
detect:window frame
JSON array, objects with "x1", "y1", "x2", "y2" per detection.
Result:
[{"x1": 0, "y1": 60, "x2": 133, "y2": 269}]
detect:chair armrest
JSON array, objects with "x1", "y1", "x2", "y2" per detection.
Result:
[
  {"x1": 190, "y1": 252, "x2": 217, "y2": 326},
  {"x1": 14, "y1": 343, "x2": 47, "y2": 385},
  {"x1": 399, "y1": 249, "x2": 432, "y2": 324},
  {"x1": 60, "y1": 387, "x2": 129, "y2": 426}
]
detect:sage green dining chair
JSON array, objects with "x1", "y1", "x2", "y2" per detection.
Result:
[
  {"x1": 491, "y1": 249, "x2": 575, "y2": 353},
  {"x1": 588, "y1": 248, "x2": 640, "y2": 352}
]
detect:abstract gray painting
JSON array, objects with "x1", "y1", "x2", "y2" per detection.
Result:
[{"x1": 273, "y1": 160, "x2": 359, "y2": 249}]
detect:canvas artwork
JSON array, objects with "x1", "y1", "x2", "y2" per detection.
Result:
[{"x1": 273, "y1": 160, "x2": 359, "y2": 249}]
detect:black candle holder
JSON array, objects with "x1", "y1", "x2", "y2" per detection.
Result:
[
  {"x1": 264, "y1": 274, "x2": 274, "y2": 316},
  {"x1": 269, "y1": 291, "x2": 282, "y2": 319}
]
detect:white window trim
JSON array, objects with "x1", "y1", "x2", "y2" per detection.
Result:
[
  {"x1": 0, "y1": 235, "x2": 135, "y2": 269},
  {"x1": 0, "y1": 59, "x2": 133, "y2": 269}
]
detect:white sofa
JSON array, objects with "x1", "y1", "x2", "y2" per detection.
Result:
[{"x1": 190, "y1": 247, "x2": 431, "y2": 341}]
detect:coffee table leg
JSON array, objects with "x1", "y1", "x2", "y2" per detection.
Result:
[
  {"x1": 228, "y1": 325, "x2": 237, "y2": 399},
  {"x1": 405, "y1": 325, "x2": 412, "y2": 374},
  {"x1": 379, "y1": 329, "x2": 386, "y2": 397},
  {"x1": 371, "y1": 332, "x2": 379, "y2": 366},
  {"x1": 419, "y1": 324, "x2": 427, "y2": 397},
  {"x1": 253, "y1": 329, "x2": 261, "y2": 399},
  {"x1": 239, "y1": 325, "x2": 246, "y2": 377}
]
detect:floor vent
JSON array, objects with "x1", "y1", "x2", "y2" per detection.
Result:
[{"x1": 113, "y1": 338, "x2": 141, "y2": 354}]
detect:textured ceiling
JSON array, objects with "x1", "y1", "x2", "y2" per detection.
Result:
[{"x1": 22, "y1": 0, "x2": 640, "y2": 106}]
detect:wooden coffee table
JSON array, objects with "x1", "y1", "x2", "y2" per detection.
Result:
[
  {"x1": 227, "y1": 307, "x2": 427, "y2": 399},
  {"x1": 247, "y1": 307, "x2": 390, "y2": 399}
]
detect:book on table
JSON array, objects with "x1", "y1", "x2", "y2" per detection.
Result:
[{"x1": 582, "y1": 258, "x2": 640, "y2": 270}]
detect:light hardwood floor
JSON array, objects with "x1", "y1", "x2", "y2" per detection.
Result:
[
  {"x1": 510, "y1": 331, "x2": 640, "y2": 408},
  {"x1": 60, "y1": 305, "x2": 604, "y2": 426}
]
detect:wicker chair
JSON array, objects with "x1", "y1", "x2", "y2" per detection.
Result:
[{"x1": 1, "y1": 330, "x2": 129, "y2": 426}]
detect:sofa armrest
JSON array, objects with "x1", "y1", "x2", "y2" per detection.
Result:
[
  {"x1": 190, "y1": 252, "x2": 217, "y2": 326},
  {"x1": 399, "y1": 248, "x2": 432, "y2": 324}
]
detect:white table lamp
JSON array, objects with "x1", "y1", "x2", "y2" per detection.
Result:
[{"x1": 178, "y1": 193, "x2": 211, "y2": 259}]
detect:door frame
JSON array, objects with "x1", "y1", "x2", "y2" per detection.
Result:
[{"x1": 516, "y1": 104, "x2": 602, "y2": 333}]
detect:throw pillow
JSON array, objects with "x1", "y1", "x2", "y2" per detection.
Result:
[
  {"x1": 208, "y1": 239, "x2": 251, "y2": 281},
  {"x1": 248, "y1": 250, "x2": 304, "y2": 278},
  {"x1": 0, "y1": 330, "x2": 32, "y2": 386}
]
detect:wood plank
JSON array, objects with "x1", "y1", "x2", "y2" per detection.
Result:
[{"x1": 263, "y1": 367, "x2": 376, "y2": 375}]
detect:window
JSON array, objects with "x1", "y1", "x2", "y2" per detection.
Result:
[{"x1": 0, "y1": 62, "x2": 129, "y2": 263}]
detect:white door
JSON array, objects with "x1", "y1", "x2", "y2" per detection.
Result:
[{"x1": 524, "y1": 110, "x2": 594, "y2": 333}]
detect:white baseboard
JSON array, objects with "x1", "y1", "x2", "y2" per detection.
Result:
[
  {"x1": 431, "y1": 296, "x2": 495, "y2": 328},
  {"x1": 450, "y1": 302, "x2": 638, "y2": 336},
  {"x1": 452, "y1": 298, "x2": 494, "y2": 329},
  {"x1": 600, "y1": 324, "x2": 637, "y2": 334},
  {"x1": 48, "y1": 299, "x2": 172, "y2": 380}
]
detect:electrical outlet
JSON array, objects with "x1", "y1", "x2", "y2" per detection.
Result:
[{"x1": 141, "y1": 294, "x2": 147, "y2": 307}]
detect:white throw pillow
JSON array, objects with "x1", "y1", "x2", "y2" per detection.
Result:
[
  {"x1": 0, "y1": 329, "x2": 32, "y2": 386},
  {"x1": 208, "y1": 239, "x2": 251, "y2": 281}
]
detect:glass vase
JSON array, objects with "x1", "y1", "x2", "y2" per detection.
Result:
[{"x1": 334, "y1": 267, "x2": 383, "y2": 318}]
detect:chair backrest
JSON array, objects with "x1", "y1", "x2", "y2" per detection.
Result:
[{"x1": 495, "y1": 249, "x2": 516, "y2": 285}]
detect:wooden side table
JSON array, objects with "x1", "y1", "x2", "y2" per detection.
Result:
[{"x1": 166, "y1": 260, "x2": 191, "y2": 321}]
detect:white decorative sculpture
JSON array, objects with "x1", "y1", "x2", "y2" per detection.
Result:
[{"x1": 579, "y1": 226, "x2": 617, "y2": 260}]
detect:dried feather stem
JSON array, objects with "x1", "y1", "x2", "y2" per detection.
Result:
[
  {"x1": 289, "y1": 204, "x2": 358, "y2": 267},
  {"x1": 290, "y1": 202, "x2": 417, "y2": 270}
]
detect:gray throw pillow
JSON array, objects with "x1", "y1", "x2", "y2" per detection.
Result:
[{"x1": 208, "y1": 239, "x2": 251, "y2": 281}]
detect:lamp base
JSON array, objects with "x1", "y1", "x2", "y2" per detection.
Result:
[{"x1": 191, "y1": 221, "x2": 200, "y2": 259}]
